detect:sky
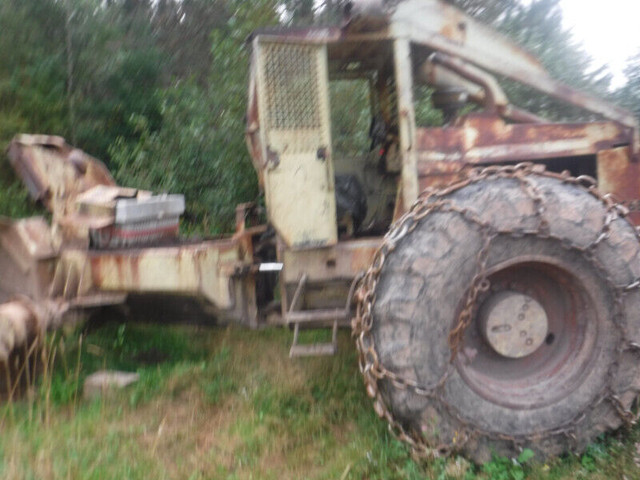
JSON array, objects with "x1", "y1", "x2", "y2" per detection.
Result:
[{"x1": 560, "y1": 0, "x2": 640, "y2": 87}]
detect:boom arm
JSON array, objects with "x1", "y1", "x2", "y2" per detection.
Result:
[{"x1": 346, "y1": 0, "x2": 639, "y2": 156}]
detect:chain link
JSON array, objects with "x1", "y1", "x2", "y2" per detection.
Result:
[
  {"x1": 352, "y1": 163, "x2": 640, "y2": 459},
  {"x1": 623, "y1": 199, "x2": 640, "y2": 212}
]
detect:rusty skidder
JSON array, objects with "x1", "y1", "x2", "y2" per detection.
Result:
[{"x1": 3, "y1": 0, "x2": 640, "y2": 463}]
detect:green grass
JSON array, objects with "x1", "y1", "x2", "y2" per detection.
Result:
[{"x1": 2, "y1": 322, "x2": 640, "y2": 479}]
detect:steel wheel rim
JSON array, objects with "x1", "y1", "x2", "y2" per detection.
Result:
[{"x1": 455, "y1": 255, "x2": 603, "y2": 410}]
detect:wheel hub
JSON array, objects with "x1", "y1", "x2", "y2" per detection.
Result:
[{"x1": 479, "y1": 291, "x2": 548, "y2": 359}]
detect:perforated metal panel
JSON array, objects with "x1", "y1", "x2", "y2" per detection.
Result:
[
  {"x1": 260, "y1": 43, "x2": 329, "y2": 155},
  {"x1": 264, "y1": 44, "x2": 322, "y2": 131}
]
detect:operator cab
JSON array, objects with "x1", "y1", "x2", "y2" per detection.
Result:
[
  {"x1": 327, "y1": 39, "x2": 400, "y2": 237},
  {"x1": 246, "y1": 34, "x2": 420, "y2": 248}
]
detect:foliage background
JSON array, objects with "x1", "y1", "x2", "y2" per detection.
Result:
[{"x1": 0, "y1": 0, "x2": 637, "y2": 232}]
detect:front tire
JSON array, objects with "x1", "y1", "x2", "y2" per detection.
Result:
[{"x1": 355, "y1": 164, "x2": 640, "y2": 462}]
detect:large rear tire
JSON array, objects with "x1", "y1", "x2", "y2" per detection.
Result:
[{"x1": 355, "y1": 164, "x2": 640, "y2": 462}]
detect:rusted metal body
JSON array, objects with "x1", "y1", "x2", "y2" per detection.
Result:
[
  {"x1": 7, "y1": 135, "x2": 115, "y2": 214},
  {"x1": 2, "y1": 0, "x2": 640, "y2": 363},
  {"x1": 244, "y1": 0, "x2": 640, "y2": 329},
  {"x1": 0, "y1": 136, "x2": 262, "y2": 364}
]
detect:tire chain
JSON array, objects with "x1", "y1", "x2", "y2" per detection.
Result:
[
  {"x1": 352, "y1": 162, "x2": 640, "y2": 459},
  {"x1": 623, "y1": 199, "x2": 640, "y2": 213}
]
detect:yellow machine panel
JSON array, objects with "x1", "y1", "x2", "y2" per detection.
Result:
[{"x1": 255, "y1": 39, "x2": 337, "y2": 249}]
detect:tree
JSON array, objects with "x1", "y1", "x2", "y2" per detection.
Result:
[
  {"x1": 282, "y1": 0, "x2": 315, "y2": 24},
  {"x1": 0, "y1": 0, "x2": 69, "y2": 218},
  {"x1": 0, "y1": 0, "x2": 69, "y2": 143},
  {"x1": 68, "y1": 0, "x2": 163, "y2": 161},
  {"x1": 109, "y1": 0, "x2": 281, "y2": 233},
  {"x1": 615, "y1": 51, "x2": 640, "y2": 120},
  {"x1": 0, "y1": 0, "x2": 164, "y2": 160},
  {"x1": 447, "y1": 0, "x2": 521, "y2": 25},
  {"x1": 496, "y1": 0, "x2": 612, "y2": 120},
  {"x1": 152, "y1": 0, "x2": 228, "y2": 86}
]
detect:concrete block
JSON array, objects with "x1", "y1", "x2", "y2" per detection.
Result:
[{"x1": 84, "y1": 370, "x2": 139, "y2": 399}]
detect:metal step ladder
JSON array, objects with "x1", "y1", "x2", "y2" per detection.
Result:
[{"x1": 285, "y1": 273, "x2": 362, "y2": 358}]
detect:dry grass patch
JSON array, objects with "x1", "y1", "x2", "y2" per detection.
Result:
[{"x1": 1, "y1": 322, "x2": 640, "y2": 479}]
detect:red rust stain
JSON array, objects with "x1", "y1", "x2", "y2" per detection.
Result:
[
  {"x1": 440, "y1": 24, "x2": 456, "y2": 40},
  {"x1": 418, "y1": 161, "x2": 469, "y2": 191},
  {"x1": 597, "y1": 147, "x2": 640, "y2": 225},
  {"x1": 114, "y1": 255, "x2": 125, "y2": 284},
  {"x1": 628, "y1": 212, "x2": 640, "y2": 225},
  {"x1": 416, "y1": 118, "x2": 631, "y2": 164},
  {"x1": 130, "y1": 255, "x2": 140, "y2": 286},
  {"x1": 393, "y1": 192, "x2": 405, "y2": 221},
  {"x1": 350, "y1": 246, "x2": 378, "y2": 271},
  {"x1": 89, "y1": 256, "x2": 103, "y2": 287},
  {"x1": 91, "y1": 253, "x2": 142, "y2": 288}
]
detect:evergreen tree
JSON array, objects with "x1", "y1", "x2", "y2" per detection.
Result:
[
  {"x1": 109, "y1": 0, "x2": 280, "y2": 233},
  {"x1": 497, "y1": 0, "x2": 612, "y2": 120},
  {"x1": 0, "y1": 0, "x2": 69, "y2": 141},
  {"x1": 615, "y1": 51, "x2": 640, "y2": 120}
]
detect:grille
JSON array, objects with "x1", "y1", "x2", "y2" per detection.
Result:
[{"x1": 263, "y1": 43, "x2": 322, "y2": 131}]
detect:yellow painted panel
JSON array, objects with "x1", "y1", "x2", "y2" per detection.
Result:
[{"x1": 256, "y1": 39, "x2": 337, "y2": 249}]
